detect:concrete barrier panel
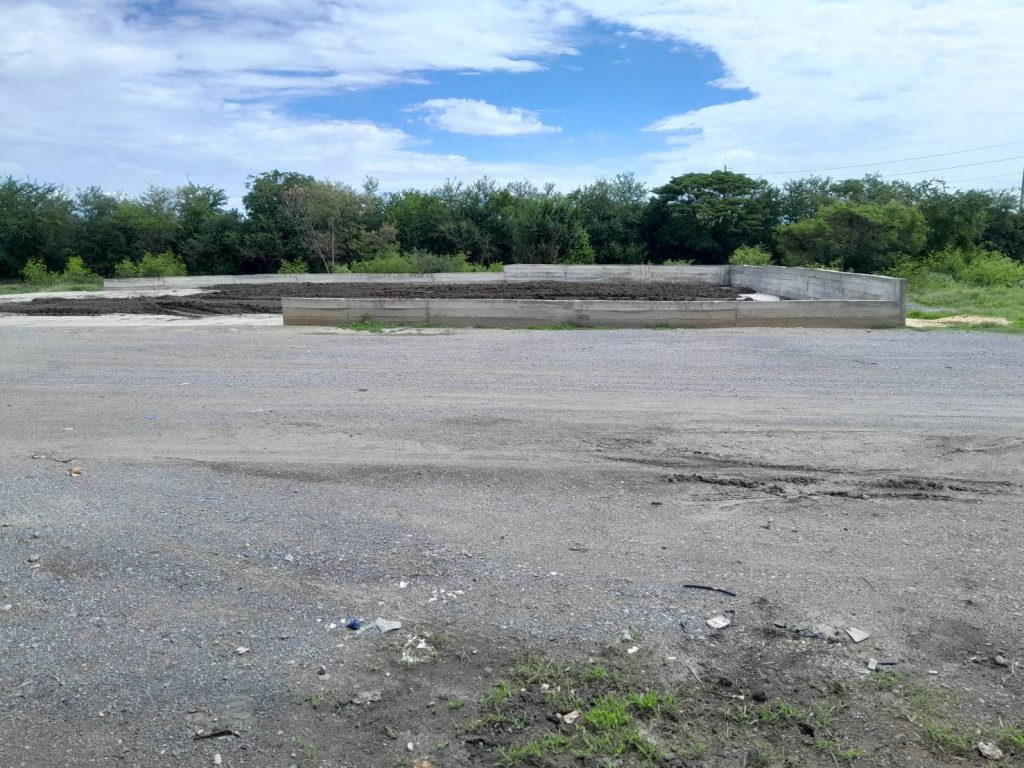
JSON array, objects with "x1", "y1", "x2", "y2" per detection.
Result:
[
  {"x1": 282, "y1": 297, "x2": 903, "y2": 329},
  {"x1": 730, "y1": 265, "x2": 904, "y2": 303},
  {"x1": 735, "y1": 300, "x2": 903, "y2": 328}
]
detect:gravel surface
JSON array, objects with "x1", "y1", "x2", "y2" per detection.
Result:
[{"x1": 1, "y1": 326, "x2": 1021, "y2": 766}]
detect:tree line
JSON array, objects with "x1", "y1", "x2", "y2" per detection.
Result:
[{"x1": 2, "y1": 169, "x2": 1022, "y2": 280}]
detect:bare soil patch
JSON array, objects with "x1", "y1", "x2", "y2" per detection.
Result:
[{"x1": 0, "y1": 280, "x2": 746, "y2": 316}]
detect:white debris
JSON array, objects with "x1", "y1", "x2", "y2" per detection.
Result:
[
  {"x1": 401, "y1": 635, "x2": 436, "y2": 665},
  {"x1": 846, "y1": 627, "x2": 871, "y2": 643},
  {"x1": 234, "y1": 646, "x2": 250, "y2": 655},
  {"x1": 562, "y1": 710, "x2": 581, "y2": 724},
  {"x1": 372, "y1": 617, "x2": 402, "y2": 634},
  {"x1": 978, "y1": 742, "x2": 1004, "y2": 760},
  {"x1": 706, "y1": 614, "x2": 732, "y2": 630}
]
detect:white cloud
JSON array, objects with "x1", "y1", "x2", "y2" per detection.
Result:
[
  {"x1": 412, "y1": 99, "x2": 561, "y2": 136},
  {"x1": 574, "y1": 0, "x2": 1024, "y2": 188},
  {"x1": 1, "y1": 0, "x2": 1023, "y2": 200},
  {"x1": 0, "y1": 0, "x2": 585, "y2": 199}
]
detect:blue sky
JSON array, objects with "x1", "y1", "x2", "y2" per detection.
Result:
[
  {"x1": 1, "y1": 1, "x2": 1022, "y2": 202},
  {"x1": 290, "y1": 23, "x2": 748, "y2": 167}
]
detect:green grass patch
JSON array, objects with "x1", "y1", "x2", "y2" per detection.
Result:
[
  {"x1": 484, "y1": 680, "x2": 513, "y2": 707},
  {"x1": 0, "y1": 279, "x2": 102, "y2": 295},
  {"x1": 907, "y1": 282, "x2": 1024, "y2": 332},
  {"x1": 1000, "y1": 724, "x2": 1024, "y2": 750},
  {"x1": 818, "y1": 738, "x2": 863, "y2": 761}
]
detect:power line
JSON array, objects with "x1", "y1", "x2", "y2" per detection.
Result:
[
  {"x1": 876, "y1": 155, "x2": 1024, "y2": 178},
  {"x1": 749, "y1": 139, "x2": 1024, "y2": 175},
  {"x1": 926, "y1": 171, "x2": 1022, "y2": 184}
]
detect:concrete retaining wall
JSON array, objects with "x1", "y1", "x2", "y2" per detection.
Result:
[
  {"x1": 730, "y1": 265, "x2": 904, "y2": 303},
  {"x1": 504, "y1": 264, "x2": 728, "y2": 284},
  {"x1": 106, "y1": 265, "x2": 905, "y2": 328},
  {"x1": 283, "y1": 297, "x2": 903, "y2": 329},
  {"x1": 103, "y1": 272, "x2": 508, "y2": 291}
]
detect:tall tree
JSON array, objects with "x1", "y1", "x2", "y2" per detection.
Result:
[
  {"x1": 645, "y1": 171, "x2": 779, "y2": 263},
  {"x1": 241, "y1": 171, "x2": 315, "y2": 272},
  {"x1": 570, "y1": 173, "x2": 649, "y2": 263}
]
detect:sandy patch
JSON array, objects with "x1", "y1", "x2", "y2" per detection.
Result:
[{"x1": 907, "y1": 314, "x2": 1010, "y2": 328}]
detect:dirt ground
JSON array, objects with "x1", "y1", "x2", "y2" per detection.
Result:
[
  {"x1": 0, "y1": 325, "x2": 1021, "y2": 767},
  {"x1": 0, "y1": 280, "x2": 746, "y2": 316}
]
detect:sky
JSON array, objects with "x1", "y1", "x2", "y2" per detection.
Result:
[{"x1": 2, "y1": 0, "x2": 1024, "y2": 203}]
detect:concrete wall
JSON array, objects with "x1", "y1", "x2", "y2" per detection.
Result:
[
  {"x1": 107, "y1": 265, "x2": 905, "y2": 329},
  {"x1": 503, "y1": 264, "x2": 728, "y2": 284},
  {"x1": 283, "y1": 297, "x2": 903, "y2": 329},
  {"x1": 103, "y1": 265, "x2": 726, "y2": 290},
  {"x1": 103, "y1": 272, "x2": 508, "y2": 291},
  {"x1": 730, "y1": 265, "x2": 904, "y2": 303}
]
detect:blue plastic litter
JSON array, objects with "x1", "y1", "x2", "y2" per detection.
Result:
[{"x1": 345, "y1": 618, "x2": 362, "y2": 631}]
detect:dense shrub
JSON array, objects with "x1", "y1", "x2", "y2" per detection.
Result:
[
  {"x1": 20, "y1": 258, "x2": 54, "y2": 284},
  {"x1": 729, "y1": 245, "x2": 773, "y2": 265},
  {"x1": 60, "y1": 256, "x2": 99, "y2": 283},
  {"x1": 891, "y1": 247, "x2": 1024, "y2": 288},
  {"x1": 114, "y1": 251, "x2": 188, "y2": 278},
  {"x1": 20, "y1": 256, "x2": 98, "y2": 285},
  {"x1": 138, "y1": 251, "x2": 187, "y2": 277},
  {"x1": 349, "y1": 253, "x2": 416, "y2": 273},
  {"x1": 277, "y1": 258, "x2": 310, "y2": 274}
]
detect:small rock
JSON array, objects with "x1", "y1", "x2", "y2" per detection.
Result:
[
  {"x1": 752, "y1": 691, "x2": 767, "y2": 703},
  {"x1": 867, "y1": 658, "x2": 878, "y2": 671},
  {"x1": 284, "y1": 554, "x2": 294, "y2": 562},
  {"x1": 627, "y1": 646, "x2": 639, "y2": 655},
  {"x1": 978, "y1": 741, "x2": 1004, "y2": 760},
  {"x1": 317, "y1": 665, "x2": 328, "y2": 677},
  {"x1": 846, "y1": 627, "x2": 870, "y2": 643},
  {"x1": 562, "y1": 709, "x2": 581, "y2": 724},
  {"x1": 772, "y1": 621, "x2": 787, "y2": 629},
  {"x1": 399, "y1": 581, "x2": 408, "y2": 589},
  {"x1": 406, "y1": 742, "x2": 414, "y2": 752},
  {"x1": 26, "y1": 555, "x2": 40, "y2": 563},
  {"x1": 213, "y1": 754, "x2": 222, "y2": 766},
  {"x1": 68, "y1": 467, "x2": 82, "y2": 477},
  {"x1": 0, "y1": 604, "x2": 12, "y2": 611},
  {"x1": 234, "y1": 646, "x2": 250, "y2": 655},
  {"x1": 706, "y1": 614, "x2": 732, "y2": 630},
  {"x1": 372, "y1": 617, "x2": 402, "y2": 634},
  {"x1": 351, "y1": 690, "x2": 382, "y2": 705},
  {"x1": 412, "y1": 762, "x2": 432, "y2": 768},
  {"x1": 994, "y1": 655, "x2": 1009, "y2": 667}
]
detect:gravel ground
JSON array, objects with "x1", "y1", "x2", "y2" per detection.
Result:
[{"x1": 1, "y1": 325, "x2": 1021, "y2": 767}]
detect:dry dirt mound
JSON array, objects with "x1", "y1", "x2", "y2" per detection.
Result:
[{"x1": 0, "y1": 280, "x2": 747, "y2": 316}]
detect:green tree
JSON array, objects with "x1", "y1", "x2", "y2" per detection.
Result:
[
  {"x1": 570, "y1": 173, "x2": 649, "y2": 263},
  {"x1": 173, "y1": 183, "x2": 242, "y2": 274},
  {"x1": 645, "y1": 171, "x2": 779, "y2": 263},
  {"x1": 776, "y1": 200, "x2": 928, "y2": 272},
  {"x1": 241, "y1": 170, "x2": 315, "y2": 272},
  {"x1": 0, "y1": 178, "x2": 76, "y2": 278},
  {"x1": 282, "y1": 180, "x2": 366, "y2": 272}
]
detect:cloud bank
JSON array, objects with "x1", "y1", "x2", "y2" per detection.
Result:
[{"x1": 1, "y1": 0, "x2": 1022, "y2": 200}]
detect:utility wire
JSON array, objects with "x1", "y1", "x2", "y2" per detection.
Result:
[
  {"x1": 875, "y1": 155, "x2": 1024, "y2": 178},
  {"x1": 749, "y1": 139, "x2": 1024, "y2": 175},
  {"x1": 922, "y1": 171, "x2": 1022, "y2": 184}
]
